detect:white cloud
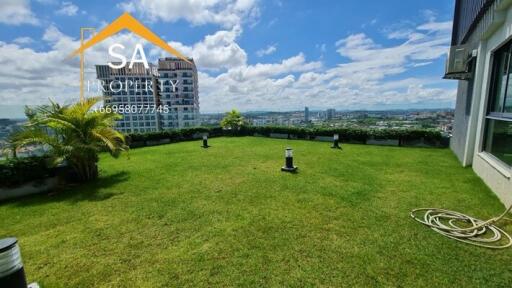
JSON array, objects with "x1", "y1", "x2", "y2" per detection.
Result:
[
  {"x1": 417, "y1": 21, "x2": 452, "y2": 32},
  {"x1": 361, "y1": 18, "x2": 377, "y2": 29},
  {"x1": 421, "y1": 9, "x2": 437, "y2": 22},
  {"x1": 56, "y1": 1, "x2": 79, "y2": 16},
  {"x1": 118, "y1": 0, "x2": 260, "y2": 28},
  {"x1": 316, "y1": 43, "x2": 326, "y2": 53},
  {"x1": 163, "y1": 26, "x2": 247, "y2": 70},
  {"x1": 0, "y1": 25, "x2": 153, "y2": 105},
  {"x1": 196, "y1": 17, "x2": 455, "y2": 112},
  {"x1": 227, "y1": 53, "x2": 321, "y2": 80},
  {"x1": 335, "y1": 18, "x2": 452, "y2": 80},
  {"x1": 35, "y1": 0, "x2": 58, "y2": 4},
  {"x1": 256, "y1": 44, "x2": 277, "y2": 57},
  {"x1": 0, "y1": 0, "x2": 39, "y2": 26},
  {"x1": 267, "y1": 18, "x2": 277, "y2": 28},
  {"x1": 13, "y1": 36, "x2": 34, "y2": 45}
]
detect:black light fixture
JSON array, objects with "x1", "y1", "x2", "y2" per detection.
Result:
[
  {"x1": 202, "y1": 134, "x2": 210, "y2": 148},
  {"x1": 331, "y1": 134, "x2": 342, "y2": 149},
  {"x1": 0, "y1": 237, "x2": 28, "y2": 288},
  {"x1": 281, "y1": 147, "x2": 298, "y2": 172}
]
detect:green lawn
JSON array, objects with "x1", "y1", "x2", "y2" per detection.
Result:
[{"x1": 1, "y1": 137, "x2": 511, "y2": 287}]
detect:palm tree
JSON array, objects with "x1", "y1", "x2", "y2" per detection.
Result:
[{"x1": 10, "y1": 97, "x2": 128, "y2": 181}]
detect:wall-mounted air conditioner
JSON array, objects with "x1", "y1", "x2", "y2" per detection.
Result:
[{"x1": 444, "y1": 44, "x2": 475, "y2": 80}]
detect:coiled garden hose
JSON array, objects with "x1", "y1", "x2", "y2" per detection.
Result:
[{"x1": 410, "y1": 205, "x2": 512, "y2": 249}]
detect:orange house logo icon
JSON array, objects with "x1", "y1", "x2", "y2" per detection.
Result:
[{"x1": 68, "y1": 12, "x2": 190, "y2": 101}]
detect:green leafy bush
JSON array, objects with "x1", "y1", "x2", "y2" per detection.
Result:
[
  {"x1": 0, "y1": 156, "x2": 54, "y2": 187},
  {"x1": 127, "y1": 127, "x2": 224, "y2": 145},
  {"x1": 126, "y1": 126, "x2": 447, "y2": 148}
]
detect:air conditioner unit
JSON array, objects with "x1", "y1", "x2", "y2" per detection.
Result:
[{"x1": 444, "y1": 44, "x2": 475, "y2": 80}]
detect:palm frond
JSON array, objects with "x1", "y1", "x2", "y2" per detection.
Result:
[{"x1": 11, "y1": 97, "x2": 127, "y2": 181}]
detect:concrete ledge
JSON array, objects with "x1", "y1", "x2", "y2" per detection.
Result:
[
  {"x1": 192, "y1": 133, "x2": 206, "y2": 139},
  {"x1": 477, "y1": 152, "x2": 511, "y2": 179},
  {"x1": 474, "y1": 153, "x2": 512, "y2": 207},
  {"x1": 129, "y1": 141, "x2": 146, "y2": 148},
  {"x1": 0, "y1": 177, "x2": 58, "y2": 201},
  {"x1": 366, "y1": 138, "x2": 399, "y2": 146},
  {"x1": 269, "y1": 133, "x2": 288, "y2": 139},
  {"x1": 146, "y1": 139, "x2": 171, "y2": 146},
  {"x1": 314, "y1": 136, "x2": 332, "y2": 142},
  {"x1": 401, "y1": 138, "x2": 441, "y2": 148}
]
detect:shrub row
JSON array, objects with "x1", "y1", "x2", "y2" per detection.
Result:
[
  {"x1": 241, "y1": 126, "x2": 443, "y2": 140},
  {"x1": 127, "y1": 127, "x2": 224, "y2": 143},
  {"x1": 0, "y1": 156, "x2": 55, "y2": 187},
  {"x1": 126, "y1": 126, "x2": 448, "y2": 148},
  {"x1": 0, "y1": 126, "x2": 446, "y2": 187}
]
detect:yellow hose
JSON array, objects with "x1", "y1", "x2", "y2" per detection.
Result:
[{"x1": 410, "y1": 205, "x2": 512, "y2": 249}]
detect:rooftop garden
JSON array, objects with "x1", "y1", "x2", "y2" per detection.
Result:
[{"x1": 1, "y1": 137, "x2": 511, "y2": 286}]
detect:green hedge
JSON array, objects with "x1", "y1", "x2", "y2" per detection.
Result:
[
  {"x1": 127, "y1": 127, "x2": 224, "y2": 143},
  {"x1": 126, "y1": 126, "x2": 447, "y2": 148},
  {"x1": 0, "y1": 156, "x2": 55, "y2": 187}
]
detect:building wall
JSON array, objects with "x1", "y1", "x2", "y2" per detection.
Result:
[
  {"x1": 451, "y1": 80, "x2": 472, "y2": 164},
  {"x1": 451, "y1": 0, "x2": 495, "y2": 45},
  {"x1": 473, "y1": 154, "x2": 512, "y2": 205},
  {"x1": 460, "y1": 2, "x2": 512, "y2": 206}
]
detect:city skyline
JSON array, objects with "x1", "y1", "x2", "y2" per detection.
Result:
[{"x1": 0, "y1": 0, "x2": 455, "y2": 113}]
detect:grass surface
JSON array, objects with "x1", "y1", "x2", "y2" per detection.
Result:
[{"x1": 1, "y1": 137, "x2": 511, "y2": 287}]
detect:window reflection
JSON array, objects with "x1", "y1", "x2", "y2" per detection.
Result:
[{"x1": 484, "y1": 119, "x2": 512, "y2": 166}]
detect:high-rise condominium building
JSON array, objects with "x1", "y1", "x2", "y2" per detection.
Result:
[
  {"x1": 95, "y1": 57, "x2": 199, "y2": 134},
  {"x1": 304, "y1": 106, "x2": 309, "y2": 122},
  {"x1": 326, "y1": 108, "x2": 336, "y2": 120},
  {"x1": 157, "y1": 57, "x2": 200, "y2": 130}
]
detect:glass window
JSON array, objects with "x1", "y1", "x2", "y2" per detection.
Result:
[
  {"x1": 484, "y1": 119, "x2": 512, "y2": 166},
  {"x1": 485, "y1": 41, "x2": 512, "y2": 166},
  {"x1": 490, "y1": 46, "x2": 509, "y2": 113},
  {"x1": 506, "y1": 88, "x2": 512, "y2": 113}
]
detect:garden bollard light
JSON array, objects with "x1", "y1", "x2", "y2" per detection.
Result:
[
  {"x1": 281, "y1": 147, "x2": 297, "y2": 172},
  {"x1": 331, "y1": 134, "x2": 342, "y2": 149},
  {"x1": 0, "y1": 237, "x2": 28, "y2": 288},
  {"x1": 202, "y1": 135, "x2": 210, "y2": 148}
]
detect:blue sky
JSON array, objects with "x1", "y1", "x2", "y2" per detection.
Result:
[{"x1": 0, "y1": 0, "x2": 456, "y2": 114}]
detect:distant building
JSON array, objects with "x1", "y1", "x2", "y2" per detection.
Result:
[
  {"x1": 96, "y1": 63, "x2": 159, "y2": 133},
  {"x1": 0, "y1": 119, "x2": 25, "y2": 141},
  {"x1": 200, "y1": 113, "x2": 223, "y2": 126},
  {"x1": 326, "y1": 108, "x2": 336, "y2": 120},
  {"x1": 446, "y1": 0, "x2": 512, "y2": 205},
  {"x1": 158, "y1": 58, "x2": 200, "y2": 129},
  {"x1": 96, "y1": 57, "x2": 199, "y2": 133},
  {"x1": 304, "y1": 106, "x2": 310, "y2": 122}
]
